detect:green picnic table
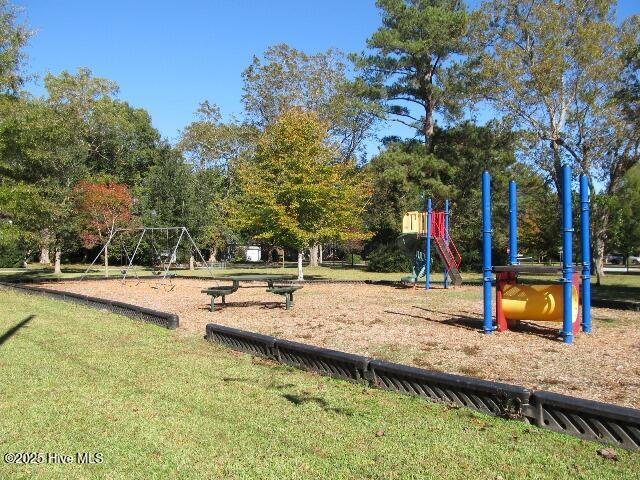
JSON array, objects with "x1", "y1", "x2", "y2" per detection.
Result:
[{"x1": 201, "y1": 274, "x2": 301, "y2": 311}]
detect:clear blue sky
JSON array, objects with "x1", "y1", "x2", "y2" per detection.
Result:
[{"x1": 18, "y1": 0, "x2": 640, "y2": 157}]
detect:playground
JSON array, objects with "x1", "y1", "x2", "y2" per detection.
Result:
[
  {"x1": 5, "y1": 289, "x2": 639, "y2": 479},
  {"x1": 33, "y1": 278, "x2": 640, "y2": 408},
  {"x1": 3, "y1": 0, "x2": 640, "y2": 475}
]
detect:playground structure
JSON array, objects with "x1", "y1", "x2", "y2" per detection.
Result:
[
  {"x1": 398, "y1": 198, "x2": 463, "y2": 288},
  {"x1": 482, "y1": 166, "x2": 592, "y2": 344},
  {"x1": 81, "y1": 226, "x2": 215, "y2": 286}
]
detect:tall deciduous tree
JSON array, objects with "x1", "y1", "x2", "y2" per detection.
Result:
[
  {"x1": 138, "y1": 145, "x2": 191, "y2": 228},
  {"x1": 45, "y1": 68, "x2": 162, "y2": 186},
  {"x1": 0, "y1": 96, "x2": 86, "y2": 273},
  {"x1": 1, "y1": 67, "x2": 163, "y2": 271},
  {"x1": 228, "y1": 109, "x2": 371, "y2": 280},
  {"x1": 179, "y1": 102, "x2": 257, "y2": 262},
  {"x1": 473, "y1": 0, "x2": 640, "y2": 281},
  {"x1": 179, "y1": 101, "x2": 258, "y2": 170},
  {"x1": 351, "y1": 0, "x2": 470, "y2": 147},
  {"x1": 242, "y1": 44, "x2": 378, "y2": 161},
  {"x1": 0, "y1": 0, "x2": 32, "y2": 95}
]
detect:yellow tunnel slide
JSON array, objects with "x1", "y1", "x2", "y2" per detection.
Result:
[{"x1": 501, "y1": 284, "x2": 579, "y2": 323}]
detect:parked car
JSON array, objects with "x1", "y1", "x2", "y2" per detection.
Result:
[
  {"x1": 605, "y1": 254, "x2": 624, "y2": 265},
  {"x1": 629, "y1": 256, "x2": 640, "y2": 265}
]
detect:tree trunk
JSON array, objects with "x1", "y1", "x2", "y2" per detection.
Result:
[
  {"x1": 591, "y1": 200, "x2": 609, "y2": 285},
  {"x1": 319, "y1": 244, "x2": 323, "y2": 265},
  {"x1": 104, "y1": 244, "x2": 109, "y2": 277},
  {"x1": 593, "y1": 223, "x2": 607, "y2": 286},
  {"x1": 424, "y1": 102, "x2": 434, "y2": 149},
  {"x1": 626, "y1": 253, "x2": 630, "y2": 274},
  {"x1": 39, "y1": 246, "x2": 50, "y2": 264},
  {"x1": 189, "y1": 254, "x2": 195, "y2": 271},
  {"x1": 550, "y1": 140, "x2": 563, "y2": 200},
  {"x1": 297, "y1": 251, "x2": 304, "y2": 281},
  {"x1": 54, "y1": 246, "x2": 62, "y2": 275},
  {"x1": 309, "y1": 244, "x2": 319, "y2": 267}
]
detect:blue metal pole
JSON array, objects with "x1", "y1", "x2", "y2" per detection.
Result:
[
  {"x1": 482, "y1": 172, "x2": 494, "y2": 334},
  {"x1": 444, "y1": 199, "x2": 450, "y2": 289},
  {"x1": 562, "y1": 165, "x2": 574, "y2": 344},
  {"x1": 425, "y1": 198, "x2": 432, "y2": 290},
  {"x1": 509, "y1": 180, "x2": 518, "y2": 265},
  {"x1": 580, "y1": 174, "x2": 592, "y2": 333}
]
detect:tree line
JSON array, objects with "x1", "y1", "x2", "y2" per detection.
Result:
[{"x1": 0, "y1": 0, "x2": 639, "y2": 282}]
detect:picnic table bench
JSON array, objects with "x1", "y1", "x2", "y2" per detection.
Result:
[
  {"x1": 201, "y1": 285, "x2": 239, "y2": 311},
  {"x1": 203, "y1": 274, "x2": 301, "y2": 311},
  {"x1": 266, "y1": 285, "x2": 303, "y2": 309}
]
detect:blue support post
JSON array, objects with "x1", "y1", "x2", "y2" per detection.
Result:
[
  {"x1": 444, "y1": 199, "x2": 450, "y2": 289},
  {"x1": 425, "y1": 198, "x2": 432, "y2": 290},
  {"x1": 561, "y1": 165, "x2": 574, "y2": 344},
  {"x1": 509, "y1": 180, "x2": 518, "y2": 265},
  {"x1": 580, "y1": 174, "x2": 592, "y2": 333},
  {"x1": 482, "y1": 172, "x2": 494, "y2": 334}
]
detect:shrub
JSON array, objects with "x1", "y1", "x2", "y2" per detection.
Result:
[
  {"x1": 0, "y1": 242, "x2": 25, "y2": 268},
  {"x1": 367, "y1": 243, "x2": 410, "y2": 272}
]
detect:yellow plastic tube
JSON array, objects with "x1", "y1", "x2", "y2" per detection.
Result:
[{"x1": 501, "y1": 284, "x2": 578, "y2": 323}]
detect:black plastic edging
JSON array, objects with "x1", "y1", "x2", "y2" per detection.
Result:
[
  {"x1": 368, "y1": 359, "x2": 530, "y2": 418},
  {"x1": 205, "y1": 323, "x2": 277, "y2": 358},
  {"x1": 530, "y1": 390, "x2": 640, "y2": 449},
  {"x1": 275, "y1": 338, "x2": 370, "y2": 382},
  {"x1": 0, "y1": 282, "x2": 178, "y2": 329},
  {"x1": 204, "y1": 322, "x2": 640, "y2": 450}
]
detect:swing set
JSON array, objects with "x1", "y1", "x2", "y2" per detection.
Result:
[{"x1": 81, "y1": 226, "x2": 215, "y2": 290}]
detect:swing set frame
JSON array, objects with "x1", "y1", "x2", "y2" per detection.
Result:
[{"x1": 80, "y1": 226, "x2": 215, "y2": 286}]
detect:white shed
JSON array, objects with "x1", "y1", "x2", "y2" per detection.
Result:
[{"x1": 245, "y1": 246, "x2": 262, "y2": 262}]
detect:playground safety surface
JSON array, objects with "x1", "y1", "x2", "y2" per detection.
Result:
[{"x1": 36, "y1": 278, "x2": 640, "y2": 408}]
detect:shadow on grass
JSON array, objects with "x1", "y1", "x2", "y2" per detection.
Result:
[
  {"x1": 282, "y1": 393, "x2": 354, "y2": 416},
  {"x1": 0, "y1": 315, "x2": 35, "y2": 347},
  {"x1": 592, "y1": 283, "x2": 640, "y2": 304}
]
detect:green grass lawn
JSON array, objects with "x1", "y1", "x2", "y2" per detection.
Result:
[{"x1": 1, "y1": 291, "x2": 639, "y2": 479}]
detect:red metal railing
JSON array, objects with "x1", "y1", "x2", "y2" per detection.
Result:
[
  {"x1": 425, "y1": 210, "x2": 462, "y2": 269},
  {"x1": 443, "y1": 234, "x2": 462, "y2": 269}
]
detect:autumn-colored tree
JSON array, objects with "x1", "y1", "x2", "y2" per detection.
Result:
[
  {"x1": 74, "y1": 181, "x2": 134, "y2": 275},
  {"x1": 228, "y1": 109, "x2": 371, "y2": 280}
]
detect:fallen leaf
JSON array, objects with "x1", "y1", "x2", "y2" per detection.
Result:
[
  {"x1": 597, "y1": 448, "x2": 618, "y2": 461},
  {"x1": 376, "y1": 430, "x2": 385, "y2": 437}
]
